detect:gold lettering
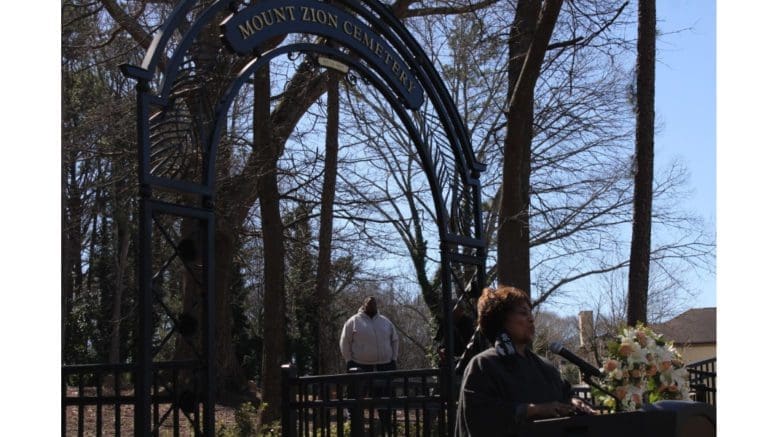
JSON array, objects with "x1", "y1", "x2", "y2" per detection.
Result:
[
  {"x1": 315, "y1": 10, "x2": 327, "y2": 24},
  {"x1": 251, "y1": 15, "x2": 264, "y2": 31},
  {"x1": 361, "y1": 31, "x2": 374, "y2": 52},
  {"x1": 273, "y1": 7, "x2": 287, "y2": 22},
  {"x1": 335, "y1": 19, "x2": 418, "y2": 96},
  {"x1": 392, "y1": 60, "x2": 400, "y2": 75},
  {"x1": 343, "y1": 20, "x2": 354, "y2": 35},
  {"x1": 286, "y1": 6, "x2": 297, "y2": 20},
  {"x1": 261, "y1": 11, "x2": 274, "y2": 26},
  {"x1": 301, "y1": 6, "x2": 312, "y2": 22},
  {"x1": 326, "y1": 12, "x2": 338, "y2": 28},
  {"x1": 399, "y1": 70, "x2": 408, "y2": 87},
  {"x1": 238, "y1": 21, "x2": 255, "y2": 39}
]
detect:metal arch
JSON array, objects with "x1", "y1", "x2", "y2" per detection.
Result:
[
  {"x1": 206, "y1": 44, "x2": 447, "y2": 239},
  {"x1": 139, "y1": 0, "x2": 224, "y2": 84},
  {"x1": 120, "y1": 1, "x2": 489, "y2": 435},
  {"x1": 338, "y1": 0, "x2": 486, "y2": 178},
  {"x1": 128, "y1": 0, "x2": 488, "y2": 255},
  {"x1": 198, "y1": 43, "x2": 470, "y2": 433},
  {"x1": 128, "y1": 0, "x2": 484, "y2": 198}
]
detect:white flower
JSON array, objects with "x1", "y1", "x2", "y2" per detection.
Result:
[
  {"x1": 597, "y1": 325, "x2": 691, "y2": 411},
  {"x1": 630, "y1": 345, "x2": 651, "y2": 364},
  {"x1": 670, "y1": 367, "x2": 688, "y2": 385},
  {"x1": 654, "y1": 346, "x2": 674, "y2": 363}
]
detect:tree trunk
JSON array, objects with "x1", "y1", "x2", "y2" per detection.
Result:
[
  {"x1": 497, "y1": 0, "x2": 563, "y2": 297},
  {"x1": 109, "y1": 180, "x2": 131, "y2": 365},
  {"x1": 255, "y1": 65, "x2": 288, "y2": 422},
  {"x1": 214, "y1": 228, "x2": 248, "y2": 392},
  {"x1": 62, "y1": 154, "x2": 78, "y2": 359},
  {"x1": 627, "y1": 0, "x2": 656, "y2": 326},
  {"x1": 314, "y1": 73, "x2": 340, "y2": 375}
]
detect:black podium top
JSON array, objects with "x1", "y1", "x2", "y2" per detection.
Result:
[{"x1": 527, "y1": 401, "x2": 715, "y2": 437}]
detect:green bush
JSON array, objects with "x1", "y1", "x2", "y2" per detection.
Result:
[{"x1": 235, "y1": 402, "x2": 260, "y2": 436}]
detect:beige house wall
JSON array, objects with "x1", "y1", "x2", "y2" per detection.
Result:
[{"x1": 674, "y1": 343, "x2": 716, "y2": 364}]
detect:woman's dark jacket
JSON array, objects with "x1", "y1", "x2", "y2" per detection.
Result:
[{"x1": 454, "y1": 347, "x2": 570, "y2": 436}]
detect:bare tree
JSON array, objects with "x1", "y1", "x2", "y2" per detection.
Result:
[
  {"x1": 498, "y1": 0, "x2": 564, "y2": 295},
  {"x1": 627, "y1": 0, "x2": 656, "y2": 326},
  {"x1": 313, "y1": 73, "x2": 341, "y2": 374}
]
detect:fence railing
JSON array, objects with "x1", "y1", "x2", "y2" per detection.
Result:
[
  {"x1": 687, "y1": 357, "x2": 716, "y2": 406},
  {"x1": 281, "y1": 364, "x2": 446, "y2": 437},
  {"x1": 62, "y1": 363, "x2": 136, "y2": 436},
  {"x1": 64, "y1": 357, "x2": 715, "y2": 435},
  {"x1": 62, "y1": 360, "x2": 208, "y2": 436}
]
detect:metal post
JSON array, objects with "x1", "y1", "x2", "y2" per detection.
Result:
[
  {"x1": 203, "y1": 200, "x2": 216, "y2": 436},
  {"x1": 439, "y1": 246, "x2": 456, "y2": 436},
  {"x1": 281, "y1": 363, "x2": 298, "y2": 437},
  {"x1": 134, "y1": 75, "x2": 153, "y2": 435}
]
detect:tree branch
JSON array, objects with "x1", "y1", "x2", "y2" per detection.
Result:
[
  {"x1": 405, "y1": 0, "x2": 500, "y2": 18},
  {"x1": 99, "y1": 0, "x2": 154, "y2": 49},
  {"x1": 546, "y1": 1, "x2": 629, "y2": 51}
]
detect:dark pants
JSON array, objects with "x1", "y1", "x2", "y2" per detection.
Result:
[{"x1": 347, "y1": 361, "x2": 397, "y2": 436}]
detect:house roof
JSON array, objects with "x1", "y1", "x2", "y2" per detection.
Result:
[{"x1": 651, "y1": 307, "x2": 716, "y2": 345}]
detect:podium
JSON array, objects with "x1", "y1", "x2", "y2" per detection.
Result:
[{"x1": 527, "y1": 401, "x2": 715, "y2": 437}]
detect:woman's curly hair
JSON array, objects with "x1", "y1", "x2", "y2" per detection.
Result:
[{"x1": 477, "y1": 286, "x2": 531, "y2": 343}]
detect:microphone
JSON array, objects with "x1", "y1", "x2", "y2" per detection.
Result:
[{"x1": 549, "y1": 342, "x2": 602, "y2": 378}]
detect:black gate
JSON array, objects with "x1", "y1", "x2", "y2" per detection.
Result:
[
  {"x1": 281, "y1": 364, "x2": 445, "y2": 436},
  {"x1": 687, "y1": 358, "x2": 716, "y2": 406},
  {"x1": 63, "y1": 0, "x2": 487, "y2": 435}
]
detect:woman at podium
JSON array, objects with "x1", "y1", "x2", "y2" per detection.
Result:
[{"x1": 454, "y1": 286, "x2": 591, "y2": 436}]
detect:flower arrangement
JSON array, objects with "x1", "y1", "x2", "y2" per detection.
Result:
[{"x1": 594, "y1": 323, "x2": 690, "y2": 411}]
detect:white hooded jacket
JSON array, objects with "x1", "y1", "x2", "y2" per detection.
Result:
[{"x1": 339, "y1": 309, "x2": 399, "y2": 365}]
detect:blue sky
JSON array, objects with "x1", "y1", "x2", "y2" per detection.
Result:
[{"x1": 654, "y1": 0, "x2": 716, "y2": 308}]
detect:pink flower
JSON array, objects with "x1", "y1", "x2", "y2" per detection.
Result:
[
  {"x1": 618, "y1": 344, "x2": 634, "y2": 357},
  {"x1": 605, "y1": 360, "x2": 619, "y2": 372},
  {"x1": 615, "y1": 386, "x2": 628, "y2": 400},
  {"x1": 636, "y1": 331, "x2": 648, "y2": 347},
  {"x1": 631, "y1": 393, "x2": 642, "y2": 405},
  {"x1": 630, "y1": 369, "x2": 642, "y2": 378},
  {"x1": 660, "y1": 361, "x2": 672, "y2": 372},
  {"x1": 645, "y1": 365, "x2": 657, "y2": 376}
]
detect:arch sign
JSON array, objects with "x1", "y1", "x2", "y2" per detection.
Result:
[{"x1": 221, "y1": 0, "x2": 424, "y2": 109}]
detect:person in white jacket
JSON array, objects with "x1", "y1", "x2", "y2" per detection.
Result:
[
  {"x1": 340, "y1": 296, "x2": 399, "y2": 434},
  {"x1": 339, "y1": 296, "x2": 399, "y2": 372}
]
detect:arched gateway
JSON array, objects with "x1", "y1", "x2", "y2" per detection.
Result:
[{"x1": 117, "y1": 0, "x2": 487, "y2": 434}]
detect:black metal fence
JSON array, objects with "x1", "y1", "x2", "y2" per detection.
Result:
[
  {"x1": 687, "y1": 357, "x2": 716, "y2": 405},
  {"x1": 62, "y1": 363, "x2": 135, "y2": 436},
  {"x1": 63, "y1": 361, "x2": 209, "y2": 436},
  {"x1": 281, "y1": 364, "x2": 446, "y2": 437}
]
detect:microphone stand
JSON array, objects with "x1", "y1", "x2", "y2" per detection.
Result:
[{"x1": 582, "y1": 373, "x2": 622, "y2": 412}]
